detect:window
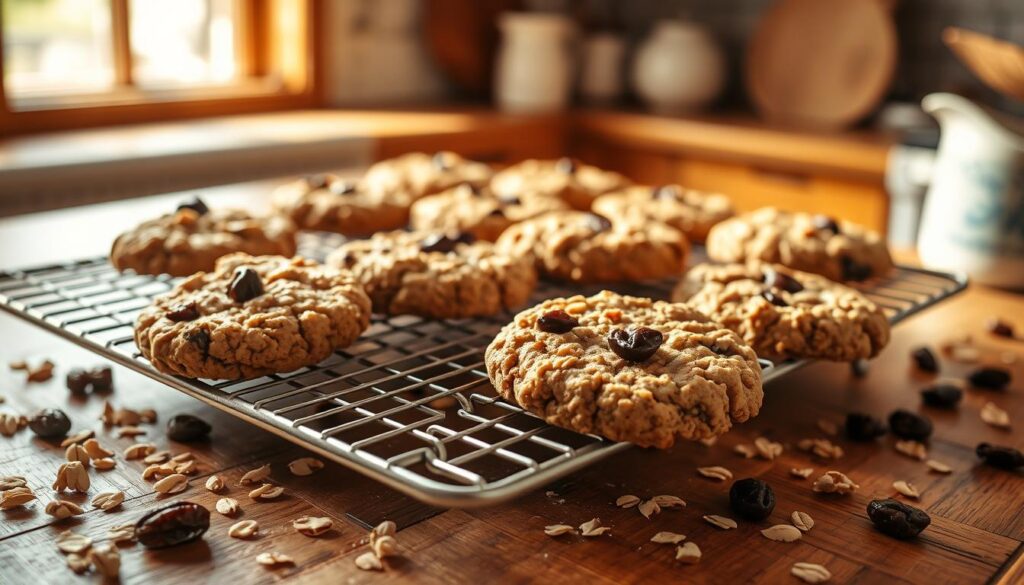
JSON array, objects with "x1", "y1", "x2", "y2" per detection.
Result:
[{"x1": 0, "y1": 0, "x2": 317, "y2": 134}]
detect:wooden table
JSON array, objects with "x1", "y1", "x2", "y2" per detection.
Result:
[{"x1": 1, "y1": 190, "x2": 1023, "y2": 585}]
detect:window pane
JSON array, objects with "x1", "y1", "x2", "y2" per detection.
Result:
[
  {"x1": 2, "y1": 0, "x2": 115, "y2": 96},
  {"x1": 129, "y1": 0, "x2": 239, "y2": 87}
]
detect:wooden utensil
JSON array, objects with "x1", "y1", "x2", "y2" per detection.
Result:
[
  {"x1": 746, "y1": 0, "x2": 897, "y2": 130},
  {"x1": 944, "y1": 27, "x2": 1024, "y2": 102}
]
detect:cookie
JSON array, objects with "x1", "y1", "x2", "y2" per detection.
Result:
[
  {"x1": 493, "y1": 210, "x2": 689, "y2": 283},
  {"x1": 111, "y1": 200, "x2": 298, "y2": 277},
  {"x1": 326, "y1": 230, "x2": 537, "y2": 319},
  {"x1": 705, "y1": 207, "x2": 893, "y2": 281},
  {"x1": 361, "y1": 151, "x2": 493, "y2": 200},
  {"x1": 409, "y1": 184, "x2": 569, "y2": 241},
  {"x1": 673, "y1": 262, "x2": 891, "y2": 361},
  {"x1": 271, "y1": 174, "x2": 410, "y2": 236},
  {"x1": 592, "y1": 184, "x2": 734, "y2": 243},
  {"x1": 490, "y1": 157, "x2": 631, "y2": 210},
  {"x1": 485, "y1": 290, "x2": 763, "y2": 448},
  {"x1": 134, "y1": 254, "x2": 372, "y2": 380}
]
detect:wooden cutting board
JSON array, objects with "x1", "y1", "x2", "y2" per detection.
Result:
[{"x1": 746, "y1": 0, "x2": 897, "y2": 130}]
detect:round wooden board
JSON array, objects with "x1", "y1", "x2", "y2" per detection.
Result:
[{"x1": 746, "y1": 0, "x2": 897, "y2": 130}]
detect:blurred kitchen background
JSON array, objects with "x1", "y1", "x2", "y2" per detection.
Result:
[{"x1": 1, "y1": 0, "x2": 1023, "y2": 254}]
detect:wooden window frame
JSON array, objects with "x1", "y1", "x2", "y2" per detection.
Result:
[{"x1": 0, "y1": 0, "x2": 322, "y2": 136}]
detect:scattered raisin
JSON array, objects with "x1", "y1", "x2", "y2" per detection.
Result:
[
  {"x1": 65, "y1": 366, "x2": 113, "y2": 394},
  {"x1": 227, "y1": 267, "x2": 264, "y2": 303},
  {"x1": 66, "y1": 369, "x2": 91, "y2": 395},
  {"x1": 176, "y1": 197, "x2": 209, "y2": 216},
  {"x1": 729, "y1": 478, "x2": 775, "y2": 521},
  {"x1": 762, "y1": 267, "x2": 804, "y2": 293},
  {"x1": 167, "y1": 414, "x2": 212, "y2": 442},
  {"x1": 583, "y1": 213, "x2": 612, "y2": 232},
  {"x1": 607, "y1": 327, "x2": 663, "y2": 362},
  {"x1": 867, "y1": 499, "x2": 930, "y2": 539},
  {"x1": 166, "y1": 301, "x2": 200, "y2": 322},
  {"x1": 888, "y1": 409, "x2": 932, "y2": 441},
  {"x1": 845, "y1": 412, "x2": 887, "y2": 442},
  {"x1": 968, "y1": 367, "x2": 1011, "y2": 391},
  {"x1": 812, "y1": 214, "x2": 840, "y2": 234},
  {"x1": 420, "y1": 232, "x2": 474, "y2": 253},
  {"x1": 487, "y1": 208, "x2": 506, "y2": 218},
  {"x1": 987, "y1": 318, "x2": 1015, "y2": 338},
  {"x1": 840, "y1": 256, "x2": 872, "y2": 281},
  {"x1": 135, "y1": 501, "x2": 210, "y2": 549},
  {"x1": 555, "y1": 157, "x2": 577, "y2": 174},
  {"x1": 976, "y1": 442, "x2": 1024, "y2": 470},
  {"x1": 28, "y1": 408, "x2": 72, "y2": 438},
  {"x1": 910, "y1": 346, "x2": 939, "y2": 373},
  {"x1": 920, "y1": 384, "x2": 962, "y2": 409},
  {"x1": 537, "y1": 310, "x2": 578, "y2": 334},
  {"x1": 761, "y1": 290, "x2": 787, "y2": 307}
]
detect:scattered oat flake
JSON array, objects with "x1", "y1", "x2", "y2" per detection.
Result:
[
  {"x1": 615, "y1": 494, "x2": 640, "y2": 508},
  {"x1": 205, "y1": 474, "x2": 225, "y2": 492},
  {"x1": 153, "y1": 473, "x2": 188, "y2": 495},
  {"x1": 92, "y1": 490, "x2": 125, "y2": 511},
  {"x1": 894, "y1": 440, "x2": 928, "y2": 461},
  {"x1": 240, "y1": 464, "x2": 272, "y2": 485},
  {"x1": 791, "y1": 511, "x2": 814, "y2": 532},
  {"x1": 675, "y1": 542, "x2": 702, "y2": 564},
  {"x1": 0, "y1": 486, "x2": 36, "y2": 510},
  {"x1": 755, "y1": 437, "x2": 784, "y2": 460},
  {"x1": 812, "y1": 471, "x2": 859, "y2": 495},
  {"x1": 143, "y1": 450, "x2": 171, "y2": 465},
  {"x1": 698, "y1": 436, "x2": 718, "y2": 447},
  {"x1": 790, "y1": 467, "x2": 815, "y2": 479},
  {"x1": 373, "y1": 535, "x2": 399, "y2": 559},
  {"x1": 92, "y1": 457, "x2": 116, "y2": 471},
  {"x1": 638, "y1": 499, "x2": 660, "y2": 519},
  {"x1": 652, "y1": 494, "x2": 686, "y2": 508},
  {"x1": 651, "y1": 531, "x2": 686, "y2": 544},
  {"x1": 45, "y1": 499, "x2": 84, "y2": 519},
  {"x1": 228, "y1": 519, "x2": 259, "y2": 539},
  {"x1": 293, "y1": 516, "x2": 333, "y2": 537},
  {"x1": 761, "y1": 524, "x2": 802, "y2": 542},
  {"x1": 697, "y1": 466, "x2": 732, "y2": 481},
  {"x1": 108, "y1": 524, "x2": 135, "y2": 544},
  {"x1": 792, "y1": 562, "x2": 832, "y2": 583},
  {"x1": 56, "y1": 530, "x2": 92, "y2": 554},
  {"x1": 579, "y1": 518, "x2": 610, "y2": 536},
  {"x1": 926, "y1": 459, "x2": 953, "y2": 474},
  {"x1": 817, "y1": 419, "x2": 839, "y2": 436},
  {"x1": 703, "y1": 515, "x2": 737, "y2": 530},
  {"x1": 59, "y1": 430, "x2": 94, "y2": 448},
  {"x1": 256, "y1": 552, "x2": 294, "y2": 567},
  {"x1": 798, "y1": 438, "x2": 844, "y2": 460},
  {"x1": 288, "y1": 457, "x2": 324, "y2": 477},
  {"x1": 981, "y1": 402, "x2": 1011, "y2": 429},
  {"x1": 89, "y1": 543, "x2": 120, "y2": 578},
  {"x1": 544, "y1": 524, "x2": 575, "y2": 536},
  {"x1": 733, "y1": 444, "x2": 756, "y2": 458},
  {"x1": 249, "y1": 483, "x2": 285, "y2": 500},
  {"x1": 893, "y1": 480, "x2": 921, "y2": 499},
  {"x1": 8, "y1": 360, "x2": 27, "y2": 370},
  {"x1": 117, "y1": 426, "x2": 146, "y2": 438},
  {"x1": 0, "y1": 476, "x2": 26, "y2": 490},
  {"x1": 215, "y1": 497, "x2": 239, "y2": 516},
  {"x1": 355, "y1": 551, "x2": 383, "y2": 571}
]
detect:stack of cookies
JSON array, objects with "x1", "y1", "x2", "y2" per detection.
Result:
[{"x1": 114, "y1": 151, "x2": 896, "y2": 450}]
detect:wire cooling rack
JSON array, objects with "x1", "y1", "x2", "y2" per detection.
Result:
[{"x1": 0, "y1": 234, "x2": 967, "y2": 507}]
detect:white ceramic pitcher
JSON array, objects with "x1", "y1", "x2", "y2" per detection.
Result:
[{"x1": 918, "y1": 92, "x2": 1024, "y2": 289}]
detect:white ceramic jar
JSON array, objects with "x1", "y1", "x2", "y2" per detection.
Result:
[
  {"x1": 580, "y1": 32, "x2": 626, "y2": 104},
  {"x1": 494, "y1": 12, "x2": 576, "y2": 113},
  {"x1": 631, "y1": 21, "x2": 725, "y2": 114}
]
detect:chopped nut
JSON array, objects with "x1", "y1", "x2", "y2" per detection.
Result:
[
  {"x1": 53, "y1": 461, "x2": 90, "y2": 493},
  {"x1": 761, "y1": 524, "x2": 802, "y2": 542},
  {"x1": 26, "y1": 360, "x2": 55, "y2": 382},
  {"x1": 8, "y1": 360, "x2": 27, "y2": 370},
  {"x1": 675, "y1": 542, "x2": 702, "y2": 564},
  {"x1": 579, "y1": 518, "x2": 610, "y2": 537},
  {"x1": 215, "y1": 497, "x2": 239, "y2": 516},
  {"x1": 893, "y1": 480, "x2": 921, "y2": 499},
  {"x1": 64, "y1": 444, "x2": 90, "y2": 466},
  {"x1": 124, "y1": 442, "x2": 156, "y2": 460},
  {"x1": 143, "y1": 450, "x2": 171, "y2": 464},
  {"x1": 650, "y1": 531, "x2": 686, "y2": 544},
  {"x1": 205, "y1": 474, "x2": 225, "y2": 492},
  {"x1": 373, "y1": 535, "x2": 399, "y2": 558},
  {"x1": 88, "y1": 543, "x2": 120, "y2": 578},
  {"x1": 791, "y1": 511, "x2": 814, "y2": 532},
  {"x1": 0, "y1": 486, "x2": 36, "y2": 510},
  {"x1": 0, "y1": 413, "x2": 20, "y2": 437},
  {"x1": 733, "y1": 444, "x2": 756, "y2": 458},
  {"x1": 894, "y1": 440, "x2": 928, "y2": 461},
  {"x1": 108, "y1": 524, "x2": 135, "y2": 544},
  {"x1": 790, "y1": 467, "x2": 815, "y2": 479},
  {"x1": 141, "y1": 463, "x2": 169, "y2": 480},
  {"x1": 798, "y1": 438, "x2": 844, "y2": 460},
  {"x1": 926, "y1": 459, "x2": 953, "y2": 474},
  {"x1": 249, "y1": 483, "x2": 284, "y2": 500},
  {"x1": 171, "y1": 452, "x2": 194, "y2": 463},
  {"x1": 256, "y1": 552, "x2": 294, "y2": 567},
  {"x1": 174, "y1": 460, "x2": 198, "y2": 475},
  {"x1": 228, "y1": 519, "x2": 259, "y2": 539},
  {"x1": 153, "y1": 473, "x2": 188, "y2": 495},
  {"x1": 92, "y1": 490, "x2": 125, "y2": 511},
  {"x1": 355, "y1": 551, "x2": 383, "y2": 571},
  {"x1": 288, "y1": 457, "x2": 324, "y2": 476},
  {"x1": 293, "y1": 516, "x2": 333, "y2": 537},
  {"x1": 117, "y1": 426, "x2": 146, "y2": 438},
  {"x1": 651, "y1": 494, "x2": 686, "y2": 508},
  {"x1": 981, "y1": 402, "x2": 1011, "y2": 429},
  {"x1": 696, "y1": 466, "x2": 733, "y2": 481},
  {"x1": 59, "y1": 429, "x2": 94, "y2": 448},
  {"x1": 754, "y1": 437, "x2": 784, "y2": 460},
  {"x1": 92, "y1": 457, "x2": 116, "y2": 470},
  {"x1": 45, "y1": 499, "x2": 84, "y2": 519},
  {"x1": 83, "y1": 438, "x2": 113, "y2": 459},
  {"x1": 239, "y1": 464, "x2": 272, "y2": 485},
  {"x1": 792, "y1": 562, "x2": 832, "y2": 583},
  {"x1": 812, "y1": 471, "x2": 859, "y2": 495},
  {"x1": 615, "y1": 494, "x2": 640, "y2": 508},
  {"x1": 638, "y1": 499, "x2": 660, "y2": 519},
  {"x1": 544, "y1": 524, "x2": 575, "y2": 536},
  {"x1": 0, "y1": 475, "x2": 26, "y2": 490},
  {"x1": 56, "y1": 530, "x2": 92, "y2": 554},
  {"x1": 703, "y1": 515, "x2": 737, "y2": 530}
]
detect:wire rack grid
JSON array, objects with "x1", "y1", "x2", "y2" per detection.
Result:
[{"x1": 0, "y1": 235, "x2": 967, "y2": 507}]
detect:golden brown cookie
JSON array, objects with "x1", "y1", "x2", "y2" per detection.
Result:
[
  {"x1": 490, "y1": 158, "x2": 630, "y2": 210},
  {"x1": 592, "y1": 184, "x2": 733, "y2": 243},
  {"x1": 409, "y1": 184, "x2": 568, "y2": 241}
]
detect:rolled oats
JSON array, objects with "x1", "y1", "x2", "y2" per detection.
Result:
[
  {"x1": 56, "y1": 530, "x2": 92, "y2": 554},
  {"x1": 791, "y1": 562, "x2": 832, "y2": 583},
  {"x1": 117, "y1": 426, "x2": 146, "y2": 438},
  {"x1": 698, "y1": 436, "x2": 718, "y2": 447},
  {"x1": 817, "y1": 419, "x2": 839, "y2": 436},
  {"x1": 45, "y1": 499, "x2": 84, "y2": 519},
  {"x1": 355, "y1": 551, "x2": 383, "y2": 571},
  {"x1": 239, "y1": 464, "x2": 272, "y2": 485},
  {"x1": 0, "y1": 475, "x2": 26, "y2": 490},
  {"x1": 293, "y1": 516, "x2": 333, "y2": 537},
  {"x1": 733, "y1": 444, "x2": 756, "y2": 459},
  {"x1": 249, "y1": 483, "x2": 284, "y2": 500},
  {"x1": 697, "y1": 466, "x2": 733, "y2": 481},
  {"x1": 761, "y1": 524, "x2": 802, "y2": 542},
  {"x1": 170, "y1": 452, "x2": 194, "y2": 463},
  {"x1": 675, "y1": 542, "x2": 701, "y2": 564},
  {"x1": 812, "y1": 471, "x2": 859, "y2": 495},
  {"x1": 0, "y1": 486, "x2": 36, "y2": 509},
  {"x1": 790, "y1": 467, "x2": 815, "y2": 479},
  {"x1": 215, "y1": 497, "x2": 239, "y2": 516},
  {"x1": 141, "y1": 464, "x2": 167, "y2": 480},
  {"x1": 650, "y1": 531, "x2": 686, "y2": 544},
  {"x1": 798, "y1": 438, "x2": 844, "y2": 460},
  {"x1": 703, "y1": 515, "x2": 737, "y2": 530},
  {"x1": 174, "y1": 460, "x2": 198, "y2": 475},
  {"x1": 228, "y1": 519, "x2": 259, "y2": 539},
  {"x1": 143, "y1": 450, "x2": 171, "y2": 465},
  {"x1": 124, "y1": 442, "x2": 156, "y2": 460},
  {"x1": 256, "y1": 552, "x2": 294, "y2": 567},
  {"x1": 92, "y1": 490, "x2": 125, "y2": 511},
  {"x1": 288, "y1": 457, "x2": 324, "y2": 477},
  {"x1": 652, "y1": 494, "x2": 686, "y2": 508},
  {"x1": 791, "y1": 511, "x2": 814, "y2": 532},
  {"x1": 65, "y1": 444, "x2": 91, "y2": 466},
  {"x1": 754, "y1": 437, "x2": 784, "y2": 460},
  {"x1": 615, "y1": 494, "x2": 640, "y2": 508},
  {"x1": 83, "y1": 438, "x2": 113, "y2": 459},
  {"x1": 108, "y1": 524, "x2": 135, "y2": 544},
  {"x1": 205, "y1": 474, "x2": 225, "y2": 492},
  {"x1": 981, "y1": 402, "x2": 1011, "y2": 429},
  {"x1": 893, "y1": 480, "x2": 920, "y2": 499},
  {"x1": 59, "y1": 429, "x2": 94, "y2": 448},
  {"x1": 370, "y1": 520, "x2": 396, "y2": 545},
  {"x1": 95, "y1": 458, "x2": 118, "y2": 471},
  {"x1": 926, "y1": 459, "x2": 953, "y2": 474},
  {"x1": 66, "y1": 553, "x2": 90, "y2": 574},
  {"x1": 88, "y1": 543, "x2": 120, "y2": 578},
  {"x1": 579, "y1": 518, "x2": 610, "y2": 536},
  {"x1": 638, "y1": 499, "x2": 660, "y2": 519},
  {"x1": 153, "y1": 473, "x2": 188, "y2": 495},
  {"x1": 894, "y1": 440, "x2": 928, "y2": 461},
  {"x1": 53, "y1": 461, "x2": 90, "y2": 493},
  {"x1": 0, "y1": 413, "x2": 20, "y2": 437},
  {"x1": 544, "y1": 524, "x2": 575, "y2": 536},
  {"x1": 373, "y1": 535, "x2": 399, "y2": 558}
]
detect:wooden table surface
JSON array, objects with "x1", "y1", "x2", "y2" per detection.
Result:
[{"x1": 1, "y1": 189, "x2": 1023, "y2": 585}]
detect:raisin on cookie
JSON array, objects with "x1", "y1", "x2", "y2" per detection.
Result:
[
  {"x1": 272, "y1": 174, "x2": 410, "y2": 236},
  {"x1": 485, "y1": 291, "x2": 763, "y2": 448},
  {"x1": 490, "y1": 157, "x2": 630, "y2": 210},
  {"x1": 592, "y1": 184, "x2": 733, "y2": 243},
  {"x1": 673, "y1": 262, "x2": 891, "y2": 361},
  {"x1": 409, "y1": 183, "x2": 568, "y2": 242},
  {"x1": 135, "y1": 253, "x2": 371, "y2": 380},
  {"x1": 705, "y1": 207, "x2": 893, "y2": 281},
  {"x1": 326, "y1": 230, "x2": 537, "y2": 319},
  {"x1": 493, "y1": 210, "x2": 689, "y2": 283},
  {"x1": 111, "y1": 201, "x2": 297, "y2": 277}
]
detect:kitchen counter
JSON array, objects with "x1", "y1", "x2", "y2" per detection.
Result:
[{"x1": 2, "y1": 186, "x2": 1022, "y2": 585}]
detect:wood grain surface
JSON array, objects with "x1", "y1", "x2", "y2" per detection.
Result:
[{"x1": 1, "y1": 194, "x2": 1023, "y2": 584}]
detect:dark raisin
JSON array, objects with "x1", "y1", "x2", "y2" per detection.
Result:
[
  {"x1": 840, "y1": 256, "x2": 872, "y2": 281},
  {"x1": 537, "y1": 310, "x2": 578, "y2": 334},
  {"x1": 176, "y1": 197, "x2": 209, "y2": 216},
  {"x1": 66, "y1": 369, "x2": 91, "y2": 395},
  {"x1": 186, "y1": 329, "x2": 210, "y2": 355},
  {"x1": 555, "y1": 157, "x2": 577, "y2": 174},
  {"x1": 920, "y1": 384, "x2": 962, "y2": 409},
  {"x1": 845, "y1": 412, "x2": 887, "y2": 442},
  {"x1": 761, "y1": 290, "x2": 787, "y2": 307},
  {"x1": 762, "y1": 266, "x2": 804, "y2": 293},
  {"x1": 89, "y1": 366, "x2": 113, "y2": 393},
  {"x1": 305, "y1": 174, "x2": 330, "y2": 190},
  {"x1": 167, "y1": 414, "x2": 212, "y2": 442},
  {"x1": 867, "y1": 499, "x2": 930, "y2": 539},
  {"x1": 420, "y1": 232, "x2": 474, "y2": 253},
  {"x1": 850, "y1": 359, "x2": 869, "y2": 378},
  {"x1": 608, "y1": 327, "x2": 663, "y2": 362},
  {"x1": 812, "y1": 214, "x2": 840, "y2": 234},
  {"x1": 729, "y1": 478, "x2": 775, "y2": 521},
  {"x1": 166, "y1": 301, "x2": 200, "y2": 322},
  {"x1": 888, "y1": 409, "x2": 932, "y2": 441},
  {"x1": 987, "y1": 318, "x2": 1015, "y2": 338},
  {"x1": 228, "y1": 267, "x2": 264, "y2": 303},
  {"x1": 487, "y1": 208, "x2": 506, "y2": 218},
  {"x1": 432, "y1": 151, "x2": 453, "y2": 170},
  {"x1": 135, "y1": 501, "x2": 210, "y2": 549},
  {"x1": 329, "y1": 180, "x2": 357, "y2": 195},
  {"x1": 28, "y1": 408, "x2": 72, "y2": 438},
  {"x1": 652, "y1": 185, "x2": 681, "y2": 200},
  {"x1": 583, "y1": 213, "x2": 612, "y2": 232},
  {"x1": 497, "y1": 194, "x2": 521, "y2": 206},
  {"x1": 968, "y1": 367, "x2": 1011, "y2": 391},
  {"x1": 976, "y1": 442, "x2": 1024, "y2": 470},
  {"x1": 910, "y1": 346, "x2": 939, "y2": 373}
]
